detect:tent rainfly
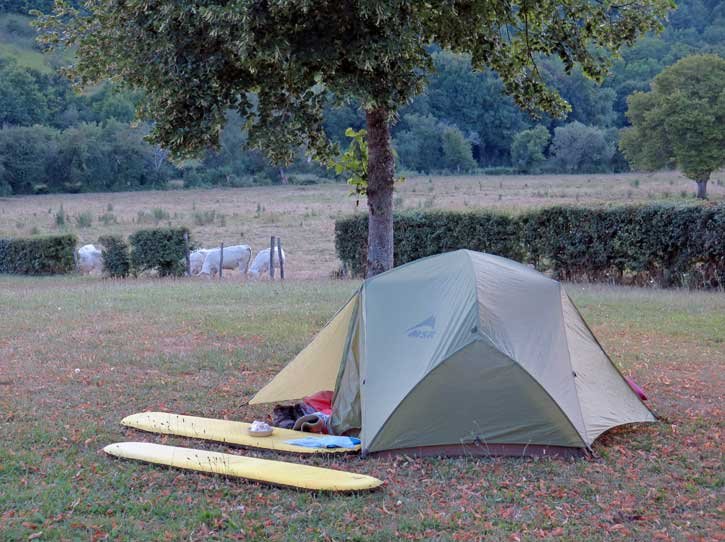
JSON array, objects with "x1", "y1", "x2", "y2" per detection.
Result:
[{"x1": 251, "y1": 250, "x2": 655, "y2": 457}]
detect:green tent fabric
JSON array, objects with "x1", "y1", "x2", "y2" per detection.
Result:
[{"x1": 250, "y1": 250, "x2": 655, "y2": 457}]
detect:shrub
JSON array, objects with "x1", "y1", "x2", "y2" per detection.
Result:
[
  {"x1": 335, "y1": 204, "x2": 725, "y2": 288},
  {"x1": 98, "y1": 235, "x2": 130, "y2": 278},
  {"x1": 128, "y1": 227, "x2": 189, "y2": 277},
  {"x1": 440, "y1": 126, "x2": 476, "y2": 172},
  {"x1": 54, "y1": 205, "x2": 67, "y2": 228},
  {"x1": 394, "y1": 115, "x2": 475, "y2": 173},
  {"x1": 0, "y1": 234, "x2": 77, "y2": 275},
  {"x1": 392, "y1": 114, "x2": 442, "y2": 173},
  {"x1": 98, "y1": 212, "x2": 118, "y2": 225},
  {"x1": 511, "y1": 125, "x2": 550, "y2": 173},
  {"x1": 137, "y1": 208, "x2": 170, "y2": 225},
  {"x1": 549, "y1": 122, "x2": 616, "y2": 173},
  {"x1": 75, "y1": 212, "x2": 93, "y2": 228},
  {"x1": 193, "y1": 209, "x2": 219, "y2": 226}
]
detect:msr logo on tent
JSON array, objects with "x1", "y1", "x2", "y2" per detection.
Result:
[{"x1": 407, "y1": 316, "x2": 436, "y2": 339}]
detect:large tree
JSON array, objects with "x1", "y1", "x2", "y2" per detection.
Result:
[
  {"x1": 620, "y1": 54, "x2": 725, "y2": 199},
  {"x1": 37, "y1": 0, "x2": 671, "y2": 275}
]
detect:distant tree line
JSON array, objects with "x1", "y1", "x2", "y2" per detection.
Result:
[{"x1": 0, "y1": 1, "x2": 723, "y2": 194}]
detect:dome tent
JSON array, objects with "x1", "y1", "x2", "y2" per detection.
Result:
[{"x1": 250, "y1": 250, "x2": 655, "y2": 457}]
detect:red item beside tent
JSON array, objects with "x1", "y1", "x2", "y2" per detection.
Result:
[
  {"x1": 625, "y1": 377, "x2": 647, "y2": 401},
  {"x1": 304, "y1": 390, "x2": 334, "y2": 415}
]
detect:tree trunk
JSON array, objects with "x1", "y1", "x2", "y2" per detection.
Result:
[
  {"x1": 696, "y1": 177, "x2": 708, "y2": 199},
  {"x1": 279, "y1": 168, "x2": 289, "y2": 185},
  {"x1": 365, "y1": 108, "x2": 395, "y2": 277}
]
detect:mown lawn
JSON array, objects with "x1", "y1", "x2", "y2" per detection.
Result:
[{"x1": 0, "y1": 277, "x2": 722, "y2": 541}]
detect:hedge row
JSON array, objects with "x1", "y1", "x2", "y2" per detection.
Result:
[
  {"x1": 0, "y1": 228, "x2": 189, "y2": 277},
  {"x1": 0, "y1": 234, "x2": 77, "y2": 275},
  {"x1": 98, "y1": 235, "x2": 131, "y2": 278},
  {"x1": 128, "y1": 227, "x2": 189, "y2": 277},
  {"x1": 335, "y1": 204, "x2": 725, "y2": 288}
]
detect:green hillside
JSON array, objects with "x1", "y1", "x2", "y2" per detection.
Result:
[{"x1": 0, "y1": 14, "x2": 63, "y2": 72}]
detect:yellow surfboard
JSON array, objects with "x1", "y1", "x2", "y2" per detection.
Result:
[
  {"x1": 103, "y1": 442, "x2": 382, "y2": 492},
  {"x1": 121, "y1": 412, "x2": 360, "y2": 454}
]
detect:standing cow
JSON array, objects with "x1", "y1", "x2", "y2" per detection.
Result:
[
  {"x1": 247, "y1": 247, "x2": 286, "y2": 279},
  {"x1": 189, "y1": 249, "x2": 210, "y2": 275},
  {"x1": 200, "y1": 245, "x2": 252, "y2": 277}
]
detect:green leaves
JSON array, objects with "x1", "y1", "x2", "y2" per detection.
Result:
[
  {"x1": 328, "y1": 127, "x2": 406, "y2": 202},
  {"x1": 33, "y1": 0, "x2": 671, "y2": 164},
  {"x1": 328, "y1": 127, "x2": 368, "y2": 201}
]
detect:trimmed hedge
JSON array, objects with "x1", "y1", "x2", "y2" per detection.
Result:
[
  {"x1": 336, "y1": 210, "x2": 524, "y2": 278},
  {"x1": 129, "y1": 227, "x2": 189, "y2": 277},
  {"x1": 0, "y1": 234, "x2": 77, "y2": 275},
  {"x1": 0, "y1": 240, "x2": 8, "y2": 272},
  {"x1": 98, "y1": 235, "x2": 131, "y2": 278},
  {"x1": 335, "y1": 204, "x2": 725, "y2": 288},
  {"x1": 521, "y1": 205, "x2": 725, "y2": 287}
]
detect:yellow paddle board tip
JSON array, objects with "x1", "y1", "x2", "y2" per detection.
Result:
[{"x1": 104, "y1": 442, "x2": 383, "y2": 492}]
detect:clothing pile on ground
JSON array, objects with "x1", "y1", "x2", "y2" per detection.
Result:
[{"x1": 272, "y1": 390, "x2": 334, "y2": 434}]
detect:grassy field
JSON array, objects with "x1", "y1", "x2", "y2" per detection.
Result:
[
  {"x1": 2, "y1": 171, "x2": 723, "y2": 279},
  {"x1": 0, "y1": 276, "x2": 722, "y2": 541},
  {"x1": 0, "y1": 14, "x2": 73, "y2": 73}
]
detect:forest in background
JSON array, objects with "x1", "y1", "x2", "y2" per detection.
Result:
[{"x1": 0, "y1": 0, "x2": 724, "y2": 195}]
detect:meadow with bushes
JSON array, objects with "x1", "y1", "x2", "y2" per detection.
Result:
[{"x1": 3, "y1": 171, "x2": 723, "y2": 280}]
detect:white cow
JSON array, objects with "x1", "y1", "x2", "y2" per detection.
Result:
[
  {"x1": 200, "y1": 245, "x2": 252, "y2": 277},
  {"x1": 189, "y1": 249, "x2": 210, "y2": 275},
  {"x1": 248, "y1": 247, "x2": 286, "y2": 279},
  {"x1": 77, "y1": 244, "x2": 103, "y2": 274}
]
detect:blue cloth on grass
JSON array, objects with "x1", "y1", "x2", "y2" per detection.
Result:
[{"x1": 285, "y1": 436, "x2": 361, "y2": 449}]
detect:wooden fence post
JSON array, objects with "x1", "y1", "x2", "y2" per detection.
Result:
[
  {"x1": 219, "y1": 242, "x2": 224, "y2": 280},
  {"x1": 184, "y1": 232, "x2": 191, "y2": 276},
  {"x1": 269, "y1": 236, "x2": 276, "y2": 279},
  {"x1": 277, "y1": 237, "x2": 284, "y2": 280}
]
